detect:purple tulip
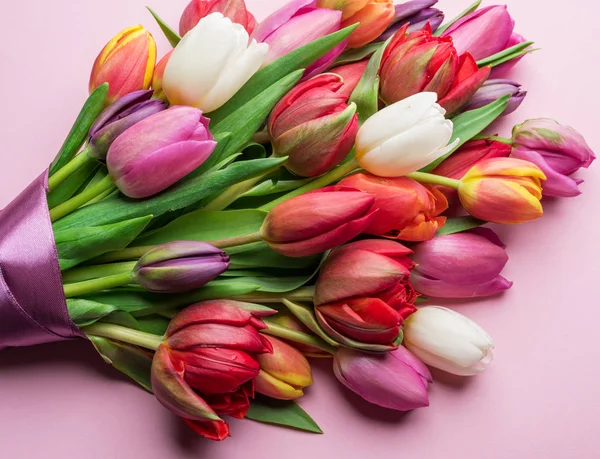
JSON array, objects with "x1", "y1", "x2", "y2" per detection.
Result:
[
  {"x1": 441, "y1": 5, "x2": 519, "y2": 61},
  {"x1": 465, "y1": 79, "x2": 527, "y2": 115},
  {"x1": 252, "y1": 0, "x2": 344, "y2": 79},
  {"x1": 379, "y1": 0, "x2": 444, "y2": 41},
  {"x1": 410, "y1": 229, "x2": 513, "y2": 299},
  {"x1": 333, "y1": 346, "x2": 431, "y2": 411},
  {"x1": 511, "y1": 119, "x2": 596, "y2": 198},
  {"x1": 134, "y1": 241, "x2": 230, "y2": 293},
  {"x1": 88, "y1": 90, "x2": 167, "y2": 159},
  {"x1": 107, "y1": 106, "x2": 216, "y2": 198}
]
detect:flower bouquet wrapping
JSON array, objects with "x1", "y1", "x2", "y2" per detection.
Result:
[{"x1": 1, "y1": 0, "x2": 596, "y2": 441}]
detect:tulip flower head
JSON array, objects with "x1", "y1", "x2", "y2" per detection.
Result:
[
  {"x1": 163, "y1": 13, "x2": 268, "y2": 112},
  {"x1": 457, "y1": 157, "x2": 546, "y2": 224},
  {"x1": 179, "y1": 0, "x2": 257, "y2": 36},
  {"x1": 511, "y1": 119, "x2": 596, "y2": 197},
  {"x1": 134, "y1": 241, "x2": 230, "y2": 293},
  {"x1": 404, "y1": 306, "x2": 495, "y2": 376},
  {"x1": 340, "y1": 173, "x2": 448, "y2": 242},
  {"x1": 269, "y1": 73, "x2": 359, "y2": 177},
  {"x1": 334, "y1": 346, "x2": 431, "y2": 411},
  {"x1": 151, "y1": 50, "x2": 172, "y2": 101},
  {"x1": 107, "y1": 106, "x2": 217, "y2": 198},
  {"x1": 255, "y1": 336, "x2": 313, "y2": 400},
  {"x1": 317, "y1": 0, "x2": 396, "y2": 49},
  {"x1": 151, "y1": 300, "x2": 276, "y2": 440},
  {"x1": 260, "y1": 186, "x2": 378, "y2": 258},
  {"x1": 355, "y1": 92, "x2": 458, "y2": 177},
  {"x1": 89, "y1": 25, "x2": 157, "y2": 105},
  {"x1": 380, "y1": 24, "x2": 491, "y2": 114},
  {"x1": 253, "y1": 0, "x2": 344, "y2": 79},
  {"x1": 314, "y1": 239, "x2": 418, "y2": 349},
  {"x1": 330, "y1": 60, "x2": 369, "y2": 98},
  {"x1": 465, "y1": 79, "x2": 527, "y2": 116},
  {"x1": 411, "y1": 229, "x2": 513, "y2": 299},
  {"x1": 379, "y1": 0, "x2": 444, "y2": 41}
]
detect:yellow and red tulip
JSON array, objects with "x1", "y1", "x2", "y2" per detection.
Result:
[
  {"x1": 89, "y1": 25, "x2": 156, "y2": 105},
  {"x1": 458, "y1": 157, "x2": 546, "y2": 224}
]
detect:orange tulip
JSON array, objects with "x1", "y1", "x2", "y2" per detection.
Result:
[
  {"x1": 89, "y1": 26, "x2": 157, "y2": 105},
  {"x1": 318, "y1": 0, "x2": 395, "y2": 48},
  {"x1": 458, "y1": 158, "x2": 546, "y2": 224},
  {"x1": 151, "y1": 50, "x2": 172, "y2": 101}
]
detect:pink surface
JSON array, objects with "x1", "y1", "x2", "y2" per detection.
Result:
[{"x1": 1, "y1": 0, "x2": 599, "y2": 457}]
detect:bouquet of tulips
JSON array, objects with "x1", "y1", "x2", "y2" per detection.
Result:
[{"x1": 1, "y1": 0, "x2": 595, "y2": 441}]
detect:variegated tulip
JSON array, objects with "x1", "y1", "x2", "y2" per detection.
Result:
[
  {"x1": 89, "y1": 25, "x2": 157, "y2": 105},
  {"x1": 458, "y1": 158, "x2": 546, "y2": 224}
]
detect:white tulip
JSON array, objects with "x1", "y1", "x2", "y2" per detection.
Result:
[
  {"x1": 163, "y1": 13, "x2": 269, "y2": 113},
  {"x1": 355, "y1": 92, "x2": 459, "y2": 177},
  {"x1": 404, "y1": 306, "x2": 494, "y2": 376}
]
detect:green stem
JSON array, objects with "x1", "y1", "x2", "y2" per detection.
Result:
[
  {"x1": 50, "y1": 175, "x2": 116, "y2": 222},
  {"x1": 48, "y1": 147, "x2": 93, "y2": 192},
  {"x1": 262, "y1": 321, "x2": 336, "y2": 354},
  {"x1": 82, "y1": 323, "x2": 162, "y2": 351},
  {"x1": 407, "y1": 172, "x2": 461, "y2": 189},
  {"x1": 62, "y1": 261, "x2": 137, "y2": 284},
  {"x1": 202, "y1": 175, "x2": 266, "y2": 211},
  {"x1": 473, "y1": 134, "x2": 513, "y2": 145},
  {"x1": 259, "y1": 158, "x2": 360, "y2": 212},
  {"x1": 63, "y1": 271, "x2": 135, "y2": 298},
  {"x1": 231, "y1": 286, "x2": 316, "y2": 304}
]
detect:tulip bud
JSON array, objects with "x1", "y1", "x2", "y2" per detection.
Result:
[
  {"x1": 511, "y1": 119, "x2": 596, "y2": 197},
  {"x1": 89, "y1": 25, "x2": 157, "y2": 105},
  {"x1": 87, "y1": 90, "x2": 167, "y2": 160},
  {"x1": 355, "y1": 93, "x2": 457, "y2": 177},
  {"x1": 268, "y1": 314, "x2": 330, "y2": 356},
  {"x1": 380, "y1": 24, "x2": 490, "y2": 114},
  {"x1": 269, "y1": 74, "x2": 359, "y2": 177},
  {"x1": 404, "y1": 306, "x2": 495, "y2": 376},
  {"x1": 465, "y1": 79, "x2": 527, "y2": 116},
  {"x1": 164, "y1": 13, "x2": 268, "y2": 112},
  {"x1": 152, "y1": 300, "x2": 275, "y2": 440},
  {"x1": 340, "y1": 173, "x2": 448, "y2": 242},
  {"x1": 440, "y1": 5, "x2": 517, "y2": 61},
  {"x1": 179, "y1": 0, "x2": 257, "y2": 36},
  {"x1": 457, "y1": 157, "x2": 546, "y2": 224},
  {"x1": 253, "y1": 0, "x2": 344, "y2": 79},
  {"x1": 411, "y1": 229, "x2": 513, "y2": 298},
  {"x1": 106, "y1": 106, "x2": 217, "y2": 198},
  {"x1": 260, "y1": 186, "x2": 377, "y2": 258},
  {"x1": 151, "y1": 51, "x2": 172, "y2": 101},
  {"x1": 255, "y1": 336, "x2": 313, "y2": 400},
  {"x1": 330, "y1": 60, "x2": 369, "y2": 98},
  {"x1": 334, "y1": 346, "x2": 431, "y2": 411},
  {"x1": 314, "y1": 239, "x2": 417, "y2": 349},
  {"x1": 317, "y1": 0, "x2": 396, "y2": 49},
  {"x1": 378, "y1": 0, "x2": 444, "y2": 41},
  {"x1": 134, "y1": 242, "x2": 229, "y2": 293}
]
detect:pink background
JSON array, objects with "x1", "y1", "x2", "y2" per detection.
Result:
[{"x1": 1, "y1": 0, "x2": 599, "y2": 457}]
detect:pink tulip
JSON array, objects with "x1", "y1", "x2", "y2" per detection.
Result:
[
  {"x1": 107, "y1": 106, "x2": 216, "y2": 198},
  {"x1": 333, "y1": 346, "x2": 431, "y2": 411}
]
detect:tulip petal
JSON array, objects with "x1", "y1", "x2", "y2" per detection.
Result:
[
  {"x1": 168, "y1": 324, "x2": 273, "y2": 354},
  {"x1": 411, "y1": 271, "x2": 513, "y2": 298},
  {"x1": 252, "y1": 0, "x2": 316, "y2": 42}
]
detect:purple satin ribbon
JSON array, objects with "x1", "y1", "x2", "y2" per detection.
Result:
[{"x1": 0, "y1": 171, "x2": 83, "y2": 350}]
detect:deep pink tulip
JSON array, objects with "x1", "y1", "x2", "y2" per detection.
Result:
[
  {"x1": 410, "y1": 229, "x2": 513, "y2": 298},
  {"x1": 333, "y1": 346, "x2": 431, "y2": 411},
  {"x1": 107, "y1": 106, "x2": 216, "y2": 198}
]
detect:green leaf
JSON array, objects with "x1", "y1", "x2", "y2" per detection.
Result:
[
  {"x1": 55, "y1": 215, "x2": 153, "y2": 270},
  {"x1": 335, "y1": 42, "x2": 383, "y2": 66},
  {"x1": 67, "y1": 299, "x2": 120, "y2": 327},
  {"x1": 136, "y1": 316, "x2": 170, "y2": 335},
  {"x1": 228, "y1": 242, "x2": 321, "y2": 270},
  {"x1": 420, "y1": 96, "x2": 510, "y2": 172},
  {"x1": 147, "y1": 7, "x2": 181, "y2": 48},
  {"x1": 208, "y1": 25, "x2": 358, "y2": 125},
  {"x1": 242, "y1": 178, "x2": 313, "y2": 198},
  {"x1": 476, "y1": 41, "x2": 535, "y2": 68},
  {"x1": 246, "y1": 396, "x2": 323, "y2": 434},
  {"x1": 49, "y1": 84, "x2": 108, "y2": 174},
  {"x1": 434, "y1": 0, "x2": 482, "y2": 36},
  {"x1": 53, "y1": 157, "x2": 287, "y2": 231},
  {"x1": 283, "y1": 300, "x2": 339, "y2": 347},
  {"x1": 137, "y1": 209, "x2": 267, "y2": 246},
  {"x1": 243, "y1": 142, "x2": 268, "y2": 160},
  {"x1": 47, "y1": 162, "x2": 99, "y2": 208},
  {"x1": 89, "y1": 336, "x2": 153, "y2": 392},
  {"x1": 437, "y1": 217, "x2": 485, "y2": 236},
  {"x1": 221, "y1": 274, "x2": 316, "y2": 294}
]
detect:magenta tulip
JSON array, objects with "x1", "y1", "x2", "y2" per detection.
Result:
[
  {"x1": 107, "y1": 106, "x2": 216, "y2": 198},
  {"x1": 410, "y1": 229, "x2": 513, "y2": 298},
  {"x1": 333, "y1": 346, "x2": 431, "y2": 411}
]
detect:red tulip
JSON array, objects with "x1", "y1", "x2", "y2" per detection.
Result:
[
  {"x1": 179, "y1": 0, "x2": 256, "y2": 36},
  {"x1": 330, "y1": 60, "x2": 369, "y2": 98},
  {"x1": 339, "y1": 173, "x2": 448, "y2": 242}
]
